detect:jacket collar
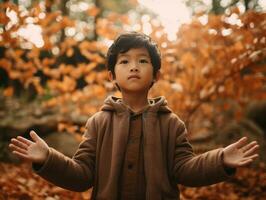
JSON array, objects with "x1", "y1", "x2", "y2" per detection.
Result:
[{"x1": 100, "y1": 95, "x2": 172, "y2": 114}]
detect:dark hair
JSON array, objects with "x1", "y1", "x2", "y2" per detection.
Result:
[{"x1": 106, "y1": 31, "x2": 161, "y2": 78}]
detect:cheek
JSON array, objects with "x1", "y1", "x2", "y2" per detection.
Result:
[
  {"x1": 144, "y1": 66, "x2": 154, "y2": 79},
  {"x1": 114, "y1": 66, "x2": 126, "y2": 81},
  {"x1": 114, "y1": 65, "x2": 120, "y2": 75}
]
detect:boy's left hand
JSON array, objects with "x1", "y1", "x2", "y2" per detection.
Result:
[{"x1": 222, "y1": 137, "x2": 259, "y2": 168}]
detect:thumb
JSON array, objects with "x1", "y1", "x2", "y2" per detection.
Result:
[{"x1": 30, "y1": 130, "x2": 42, "y2": 142}]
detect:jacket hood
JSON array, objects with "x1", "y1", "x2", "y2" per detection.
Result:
[{"x1": 100, "y1": 95, "x2": 172, "y2": 113}]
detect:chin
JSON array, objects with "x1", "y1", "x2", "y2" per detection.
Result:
[{"x1": 122, "y1": 87, "x2": 149, "y2": 93}]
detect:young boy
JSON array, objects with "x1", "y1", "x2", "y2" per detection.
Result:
[{"x1": 9, "y1": 32, "x2": 259, "y2": 200}]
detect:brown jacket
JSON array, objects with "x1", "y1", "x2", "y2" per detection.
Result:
[{"x1": 33, "y1": 95, "x2": 235, "y2": 200}]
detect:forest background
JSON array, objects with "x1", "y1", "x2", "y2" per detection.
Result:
[{"x1": 0, "y1": 0, "x2": 266, "y2": 199}]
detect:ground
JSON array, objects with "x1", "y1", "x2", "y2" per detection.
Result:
[{"x1": 0, "y1": 162, "x2": 265, "y2": 200}]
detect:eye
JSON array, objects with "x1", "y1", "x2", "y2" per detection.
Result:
[
  {"x1": 139, "y1": 59, "x2": 149, "y2": 64},
  {"x1": 119, "y1": 59, "x2": 128, "y2": 64}
]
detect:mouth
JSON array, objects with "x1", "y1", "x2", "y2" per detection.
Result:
[{"x1": 128, "y1": 75, "x2": 140, "y2": 79}]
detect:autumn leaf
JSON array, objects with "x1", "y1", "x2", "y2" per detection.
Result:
[
  {"x1": 86, "y1": 6, "x2": 101, "y2": 17},
  {"x1": 3, "y1": 87, "x2": 14, "y2": 97}
]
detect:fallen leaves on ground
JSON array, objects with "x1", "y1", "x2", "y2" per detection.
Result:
[
  {"x1": 0, "y1": 162, "x2": 265, "y2": 200},
  {"x1": 180, "y1": 162, "x2": 266, "y2": 200},
  {"x1": 0, "y1": 162, "x2": 91, "y2": 200}
]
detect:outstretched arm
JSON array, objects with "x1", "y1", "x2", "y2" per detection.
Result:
[
  {"x1": 173, "y1": 124, "x2": 259, "y2": 187},
  {"x1": 9, "y1": 119, "x2": 97, "y2": 192}
]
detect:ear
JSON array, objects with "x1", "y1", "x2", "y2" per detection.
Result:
[
  {"x1": 154, "y1": 70, "x2": 161, "y2": 82},
  {"x1": 108, "y1": 71, "x2": 115, "y2": 81},
  {"x1": 108, "y1": 70, "x2": 121, "y2": 91}
]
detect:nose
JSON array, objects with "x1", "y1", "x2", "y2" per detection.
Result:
[
  {"x1": 130, "y1": 61, "x2": 139, "y2": 72},
  {"x1": 130, "y1": 68, "x2": 139, "y2": 72}
]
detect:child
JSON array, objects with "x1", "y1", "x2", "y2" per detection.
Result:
[{"x1": 9, "y1": 32, "x2": 259, "y2": 200}]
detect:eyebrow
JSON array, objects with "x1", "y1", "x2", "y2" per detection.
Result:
[{"x1": 118, "y1": 53, "x2": 150, "y2": 58}]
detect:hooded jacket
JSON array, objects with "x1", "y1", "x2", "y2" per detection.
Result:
[{"x1": 33, "y1": 95, "x2": 234, "y2": 200}]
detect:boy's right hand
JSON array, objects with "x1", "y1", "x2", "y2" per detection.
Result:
[{"x1": 9, "y1": 130, "x2": 49, "y2": 164}]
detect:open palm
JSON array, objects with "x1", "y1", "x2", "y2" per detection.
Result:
[
  {"x1": 9, "y1": 130, "x2": 49, "y2": 164},
  {"x1": 223, "y1": 137, "x2": 259, "y2": 168}
]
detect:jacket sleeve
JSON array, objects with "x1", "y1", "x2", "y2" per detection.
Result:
[
  {"x1": 173, "y1": 121, "x2": 236, "y2": 187},
  {"x1": 32, "y1": 116, "x2": 97, "y2": 192}
]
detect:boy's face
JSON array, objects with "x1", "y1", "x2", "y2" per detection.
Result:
[{"x1": 109, "y1": 48, "x2": 157, "y2": 93}]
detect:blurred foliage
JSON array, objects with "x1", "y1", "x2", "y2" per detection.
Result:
[
  {"x1": 0, "y1": 0, "x2": 265, "y2": 135},
  {"x1": 185, "y1": 0, "x2": 265, "y2": 14},
  {"x1": 0, "y1": 1, "x2": 265, "y2": 198}
]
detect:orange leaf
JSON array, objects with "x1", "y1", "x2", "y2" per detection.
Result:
[
  {"x1": 86, "y1": 6, "x2": 100, "y2": 17},
  {"x1": 3, "y1": 87, "x2": 13, "y2": 97}
]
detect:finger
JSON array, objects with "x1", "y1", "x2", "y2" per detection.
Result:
[
  {"x1": 235, "y1": 137, "x2": 248, "y2": 149},
  {"x1": 238, "y1": 159, "x2": 253, "y2": 167},
  {"x1": 244, "y1": 145, "x2": 259, "y2": 157},
  {"x1": 12, "y1": 151, "x2": 31, "y2": 161},
  {"x1": 10, "y1": 138, "x2": 29, "y2": 150},
  {"x1": 16, "y1": 136, "x2": 34, "y2": 146},
  {"x1": 245, "y1": 154, "x2": 259, "y2": 161},
  {"x1": 242, "y1": 141, "x2": 258, "y2": 153},
  {"x1": 9, "y1": 144, "x2": 28, "y2": 155},
  {"x1": 30, "y1": 130, "x2": 42, "y2": 142},
  {"x1": 237, "y1": 154, "x2": 259, "y2": 167}
]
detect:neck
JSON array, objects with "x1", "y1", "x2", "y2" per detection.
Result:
[{"x1": 121, "y1": 91, "x2": 150, "y2": 113}]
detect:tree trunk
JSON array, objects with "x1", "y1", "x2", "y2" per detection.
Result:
[
  {"x1": 92, "y1": 0, "x2": 102, "y2": 41},
  {"x1": 59, "y1": 0, "x2": 68, "y2": 42},
  {"x1": 244, "y1": 0, "x2": 250, "y2": 11},
  {"x1": 211, "y1": 0, "x2": 224, "y2": 14}
]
